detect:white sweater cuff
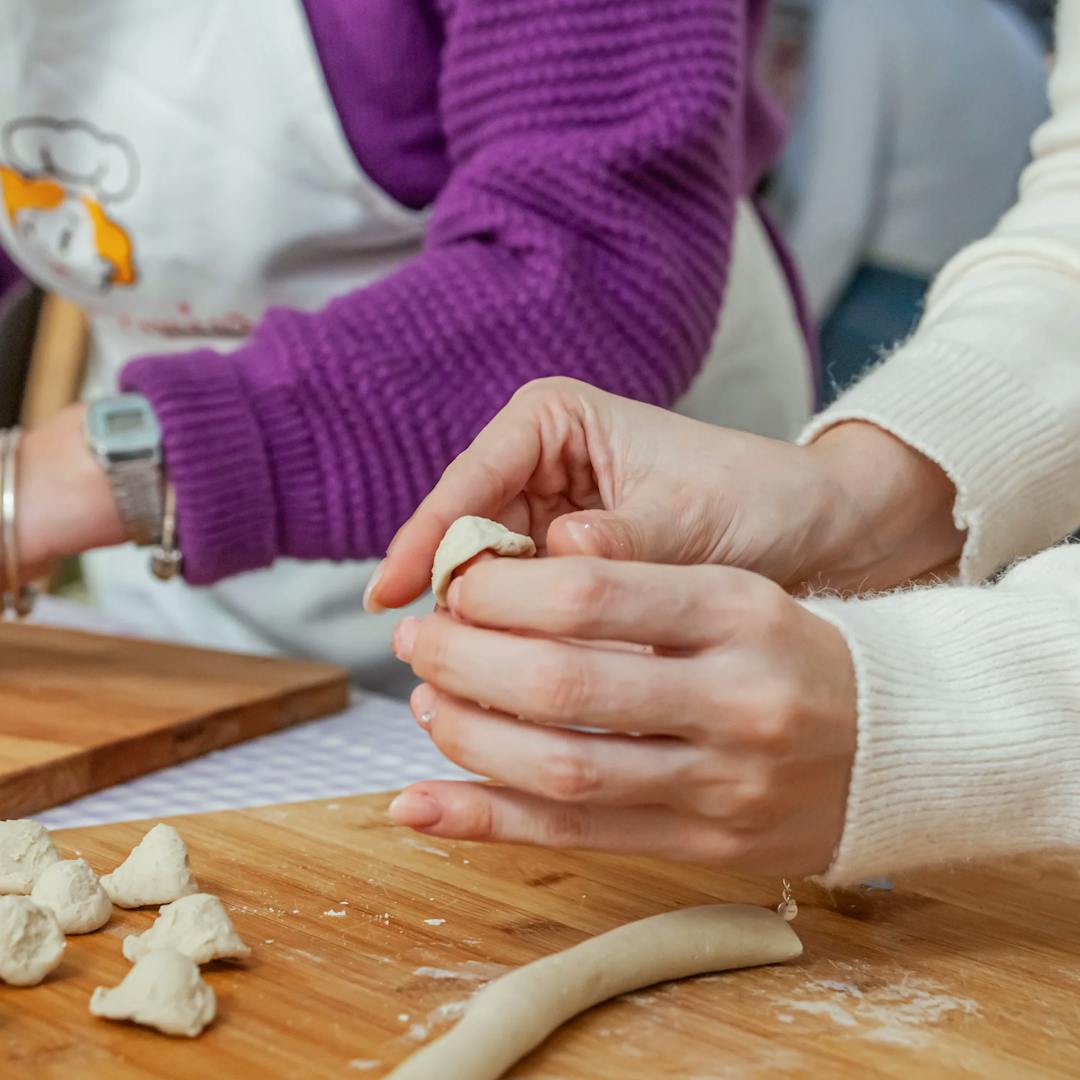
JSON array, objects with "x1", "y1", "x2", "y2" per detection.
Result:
[
  {"x1": 802, "y1": 565, "x2": 1080, "y2": 885},
  {"x1": 800, "y1": 338, "x2": 1075, "y2": 583}
]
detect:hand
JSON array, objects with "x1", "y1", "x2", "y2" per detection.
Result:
[
  {"x1": 4, "y1": 404, "x2": 124, "y2": 587},
  {"x1": 368, "y1": 378, "x2": 964, "y2": 611},
  {"x1": 387, "y1": 557, "x2": 858, "y2": 877}
]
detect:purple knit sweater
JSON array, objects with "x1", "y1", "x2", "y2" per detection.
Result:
[{"x1": 7, "y1": 0, "x2": 788, "y2": 585}]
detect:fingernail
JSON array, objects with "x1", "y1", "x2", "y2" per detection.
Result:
[
  {"x1": 363, "y1": 560, "x2": 386, "y2": 614},
  {"x1": 446, "y1": 577, "x2": 462, "y2": 613},
  {"x1": 562, "y1": 520, "x2": 602, "y2": 555},
  {"x1": 393, "y1": 616, "x2": 419, "y2": 661},
  {"x1": 411, "y1": 683, "x2": 437, "y2": 729},
  {"x1": 389, "y1": 791, "x2": 443, "y2": 828}
]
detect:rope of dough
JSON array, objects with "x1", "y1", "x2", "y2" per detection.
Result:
[
  {"x1": 431, "y1": 516, "x2": 536, "y2": 606},
  {"x1": 387, "y1": 904, "x2": 802, "y2": 1079}
]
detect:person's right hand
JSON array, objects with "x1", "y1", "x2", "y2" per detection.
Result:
[{"x1": 368, "y1": 378, "x2": 964, "y2": 611}]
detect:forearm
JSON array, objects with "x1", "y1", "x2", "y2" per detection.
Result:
[
  {"x1": 803, "y1": 543, "x2": 1080, "y2": 884},
  {"x1": 122, "y1": 0, "x2": 766, "y2": 585},
  {"x1": 801, "y1": 0, "x2": 1080, "y2": 585}
]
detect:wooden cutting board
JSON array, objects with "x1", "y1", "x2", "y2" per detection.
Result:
[
  {"x1": 3, "y1": 793, "x2": 1080, "y2": 1078},
  {"x1": 0, "y1": 624, "x2": 347, "y2": 818}
]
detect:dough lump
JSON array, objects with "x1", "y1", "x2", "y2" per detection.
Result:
[
  {"x1": 90, "y1": 948, "x2": 216, "y2": 1037},
  {"x1": 431, "y1": 516, "x2": 535, "y2": 606},
  {"x1": 31, "y1": 858, "x2": 112, "y2": 934},
  {"x1": 388, "y1": 904, "x2": 802, "y2": 1080},
  {"x1": 0, "y1": 819, "x2": 61, "y2": 894},
  {"x1": 0, "y1": 895, "x2": 66, "y2": 986},
  {"x1": 101, "y1": 824, "x2": 199, "y2": 908},
  {"x1": 123, "y1": 893, "x2": 251, "y2": 965}
]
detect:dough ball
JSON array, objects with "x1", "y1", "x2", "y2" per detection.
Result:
[
  {"x1": 31, "y1": 858, "x2": 113, "y2": 934},
  {"x1": 123, "y1": 893, "x2": 250, "y2": 965},
  {"x1": 0, "y1": 819, "x2": 61, "y2": 894},
  {"x1": 90, "y1": 948, "x2": 216, "y2": 1038},
  {"x1": 0, "y1": 895, "x2": 66, "y2": 986},
  {"x1": 431, "y1": 516, "x2": 536, "y2": 606},
  {"x1": 101, "y1": 824, "x2": 199, "y2": 909}
]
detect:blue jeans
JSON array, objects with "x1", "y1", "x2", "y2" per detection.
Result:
[{"x1": 819, "y1": 265, "x2": 929, "y2": 405}]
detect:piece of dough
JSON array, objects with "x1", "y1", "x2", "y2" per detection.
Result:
[
  {"x1": 90, "y1": 948, "x2": 216, "y2": 1037},
  {"x1": 100, "y1": 824, "x2": 199, "y2": 909},
  {"x1": 31, "y1": 858, "x2": 112, "y2": 934},
  {"x1": 123, "y1": 893, "x2": 251, "y2": 965},
  {"x1": 431, "y1": 516, "x2": 536, "y2": 606},
  {"x1": 0, "y1": 895, "x2": 66, "y2": 986},
  {"x1": 0, "y1": 819, "x2": 61, "y2": 894},
  {"x1": 387, "y1": 904, "x2": 802, "y2": 1080}
]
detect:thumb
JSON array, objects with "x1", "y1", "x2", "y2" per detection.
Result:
[{"x1": 546, "y1": 506, "x2": 689, "y2": 563}]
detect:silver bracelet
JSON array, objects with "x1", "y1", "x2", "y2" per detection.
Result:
[
  {"x1": 150, "y1": 480, "x2": 183, "y2": 581},
  {"x1": 0, "y1": 427, "x2": 35, "y2": 619}
]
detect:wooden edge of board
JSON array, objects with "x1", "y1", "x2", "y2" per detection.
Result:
[{"x1": 0, "y1": 625, "x2": 350, "y2": 818}]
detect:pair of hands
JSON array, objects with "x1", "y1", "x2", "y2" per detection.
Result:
[
  {"x1": 371, "y1": 378, "x2": 963, "y2": 877},
  {"x1": 15, "y1": 380, "x2": 962, "y2": 876}
]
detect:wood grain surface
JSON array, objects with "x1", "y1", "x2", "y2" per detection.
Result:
[
  {"x1": 2, "y1": 793, "x2": 1077, "y2": 1078},
  {"x1": 0, "y1": 625, "x2": 347, "y2": 818}
]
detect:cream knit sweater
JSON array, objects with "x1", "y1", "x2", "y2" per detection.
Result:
[{"x1": 800, "y1": 0, "x2": 1080, "y2": 885}]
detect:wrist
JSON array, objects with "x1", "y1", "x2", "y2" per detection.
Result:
[
  {"x1": 18, "y1": 405, "x2": 125, "y2": 573},
  {"x1": 804, "y1": 421, "x2": 965, "y2": 592}
]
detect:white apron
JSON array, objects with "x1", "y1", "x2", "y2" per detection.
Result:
[{"x1": 0, "y1": 0, "x2": 810, "y2": 691}]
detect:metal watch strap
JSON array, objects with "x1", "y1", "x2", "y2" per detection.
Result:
[{"x1": 107, "y1": 458, "x2": 164, "y2": 547}]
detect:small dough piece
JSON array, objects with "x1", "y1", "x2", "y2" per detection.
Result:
[
  {"x1": 431, "y1": 516, "x2": 536, "y2": 606},
  {"x1": 31, "y1": 858, "x2": 112, "y2": 934},
  {"x1": 0, "y1": 895, "x2": 66, "y2": 986},
  {"x1": 123, "y1": 893, "x2": 251, "y2": 965},
  {"x1": 0, "y1": 819, "x2": 61, "y2": 894},
  {"x1": 388, "y1": 904, "x2": 802, "y2": 1080},
  {"x1": 90, "y1": 948, "x2": 216, "y2": 1038},
  {"x1": 100, "y1": 824, "x2": 199, "y2": 909}
]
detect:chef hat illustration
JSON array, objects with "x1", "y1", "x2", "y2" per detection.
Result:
[{"x1": 2, "y1": 117, "x2": 138, "y2": 203}]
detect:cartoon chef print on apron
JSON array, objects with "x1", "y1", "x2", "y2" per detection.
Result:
[{"x1": 0, "y1": 1, "x2": 810, "y2": 691}]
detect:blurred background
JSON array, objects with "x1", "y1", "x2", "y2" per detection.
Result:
[{"x1": 760, "y1": 0, "x2": 1055, "y2": 402}]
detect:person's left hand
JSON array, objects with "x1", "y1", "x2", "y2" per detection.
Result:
[{"x1": 388, "y1": 557, "x2": 857, "y2": 878}]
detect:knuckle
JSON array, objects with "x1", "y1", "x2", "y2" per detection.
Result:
[
  {"x1": 537, "y1": 752, "x2": 600, "y2": 802},
  {"x1": 512, "y1": 376, "x2": 573, "y2": 404},
  {"x1": 748, "y1": 582, "x2": 796, "y2": 639},
  {"x1": 550, "y1": 562, "x2": 611, "y2": 629},
  {"x1": 730, "y1": 768, "x2": 775, "y2": 820},
  {"x1": 747, "y1": 679, "x2": 801, "y2": 752},
  {"x1": 532, "y1": 654, "x2": 590, "y2": 721},
  {"x1": 461, "y1": 797, "x2": 497, "y2": 841},
  {"x1": 540, "y1": 806, "x2": 591, "y2": 849}
]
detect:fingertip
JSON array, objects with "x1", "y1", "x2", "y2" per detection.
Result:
[
  {"x1": 548, "y1": 513, "x2": 608, "y2": 557},
  {"x1": 389, "y1": 789, "x2": 443, "y2": 828},
  {"x1": 362, "y1": 560, "x2": 386, "y2": 614}
]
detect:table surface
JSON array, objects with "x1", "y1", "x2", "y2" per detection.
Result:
[{"x1": 8, "y1": 793, "x2": 1080, "y2": 1079}]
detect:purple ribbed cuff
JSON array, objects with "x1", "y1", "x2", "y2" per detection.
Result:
[{"x1": 120, "y1": 350, "x2": 279, "y2": 585}]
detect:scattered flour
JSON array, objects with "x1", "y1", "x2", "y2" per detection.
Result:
[
  {"x1": 407, "y1": 840, "x2": 451, "y2": 858},
  {"x1": 323, "y1": 909, "x2": 347, "y2": 919},
  {"x1": 412, "y1": 961, "x2": 509, "y2": 983},
  {"x1": 347, "y1": 1061, "x2": 379, "y2": 1072},
  {"x1": 773, "y1": 966, "x2": 979, "y2": 1048},
  {"x1": 423, "y1": 918, "x2": 446, "y2": 926},
  {"x1": 407, "y1": 1023, "x2": 429, "y2": 1041}
]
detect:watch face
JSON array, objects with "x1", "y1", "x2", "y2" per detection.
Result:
[{"x1": 86, "y1": 394, "x2": 162, "y2": 464}]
